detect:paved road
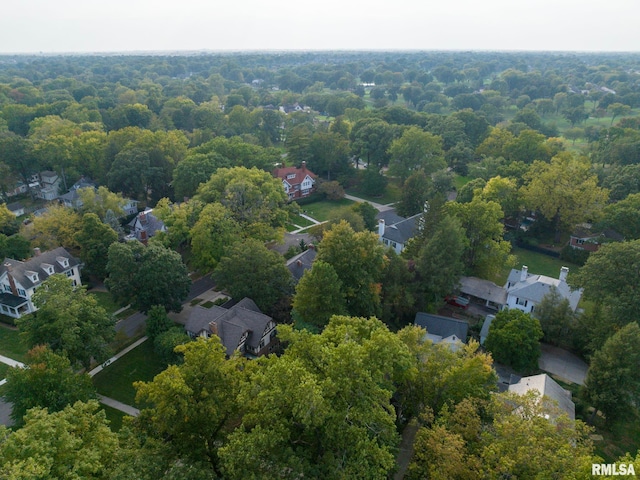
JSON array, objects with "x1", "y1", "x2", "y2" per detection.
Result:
[
  {"x1": 187, "y1": 274, "x2": 215, "y2": 301},
  {"x1": 97, "y1": 394, "x2": 140, "y2": 417},
  {"x1": 539, "y1": 343, "x2": 588, "y2": 385}
]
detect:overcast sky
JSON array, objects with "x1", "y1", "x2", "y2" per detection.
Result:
[{"x1": 2, "y1": 0, "x2": 639, "y2": 54}]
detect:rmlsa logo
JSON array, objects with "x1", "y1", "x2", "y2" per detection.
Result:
[{"x1": 592, "y1": 463, "x2": 636, "y2": 476}]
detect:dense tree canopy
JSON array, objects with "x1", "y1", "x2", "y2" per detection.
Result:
[{"x1": 485, "y1": 309, "x2": 543, "y2": 373}]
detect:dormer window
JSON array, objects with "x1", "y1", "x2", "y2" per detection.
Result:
[
  {"x1": 286, "y1": 173, "x2": 296, "y2": 180},
  {"x1": 26, "y1": 270, "x2": 39, "y2": 283},
  {"x1": 56, "y1": 256, "x2": 69, "y2": 268},
  {"x1": 41, "y1": 263, "x2": 54, "y2": 275}
]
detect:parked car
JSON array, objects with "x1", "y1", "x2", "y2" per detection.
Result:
[{"x1": 445, "y1": 295, "x2": 470, "y2": 309}]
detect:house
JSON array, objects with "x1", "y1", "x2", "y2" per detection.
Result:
[
  {"x1": 286, "y1": 245, "x2": 317, "y2": 283},
  {"x1": 272, "y1": 162, "x2": 317, "y2": 200},
  {"x1": 59, "y1": 177, "x2": 97, "y2": 209},
  {"x1": 185, "y1": 298, "x2": 278, "y2": 358},
  {"x1": 376, "y1": 209, "x2": 421, "y2": 254},
  {"x1": 508, "y1": 373, "x2": 575, "y2": 420},
  {"x1": 504, "y1": 266, "x2": 582, "y2": 314},
  {"x1": 5, "y1": 202, "x2": 25, "y2": 217},
  {"x1": 0, "y1": 247, "x2": 82, "y2": 318},
  {"x1": 122, "y1": 199, "x2": 139, "y2": 216},
  {"x1": 459, "y1": 276, "x2": 507, "y2": 311},
  {"x1": 127, "y1": 208, "x2": 166, "y2": 244},
  {"x1": 5, "y1": 182, "x2": 28, "y2": 198},
  {"x1": 33, "y1": 171, "x2": 62, "y2": 201},
  {"x1": 414, "y1": 312, "x2": 469, "y2": 351},
  {"x1": 569, "y1": 227, "x2": 623, "y2": 252}
]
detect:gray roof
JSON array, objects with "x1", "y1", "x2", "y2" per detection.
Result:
[
  {"x1": 128, "y1": 208, "x2": 166, "y2": 238},
  {"x1": 185, "y1": 298, "x2": 273, "y2": 356},
  {"x1": 0, "y1": 293, "x2": 29, "y2": 308},
  {"x1": 0, "y1": 247, "x2": 81, "y2": 290},
  {"x1": 480, "y1": 314, "x2": 495, "y2": 344},
  {"x1": 381, "y1": 213, "x2": 420, "y2": 245},
  {"x1": 59, "y1": 190, "x2": 79, "y2": 203},
  {"x1": 506, "y1": 268, "x2": 582, "y2": 311},
  {"x1": 286, "y1": 248, "x2": 317, "y2": 281},
  {"x1": 509, "y1": 373, "x2": 575, "y2": 420},
  {"x1": 375, "y1": 209, "x2": 406, "y2": 226},
  {"x1": 6, "y1": 202, "x2": 24, "y2": 212},
  {"x1": 459, "y1": 276, "x2": 507, "y2": 305},
  {"x1": 414, "y1": 313, "x2": 468, "y2": 344}
]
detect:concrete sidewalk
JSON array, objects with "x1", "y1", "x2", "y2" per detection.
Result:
[
  {"x1": 0, "y1": 354, "x2": 24, "y2": 368},
  {"x1": 88, "y1": 336, "x2": 148, "y2": 377},
  {"x1": 344, "y1": 194, "x2": 395, "y2": 212},
  {"x1": 97, "y1": 394, "x2": 140, "y2": 417}
]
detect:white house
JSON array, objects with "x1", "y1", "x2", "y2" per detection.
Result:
[
  {"x1": 34, "y1": 171, "x2": 62, "y2": 201},
  {"x1": 127, "y1": 208, "x2": 166, "y2": 244},
  {"x1": 0, "y1": 247, "x2": 82, "y2": 318},
  {"x1": 272, "y1": 162, "x2": 317, "y2": 200},
  {"x1": 377, "y1": 210, "x2": 420, "y2": 254},
  {"x1": 509, "y1": 373, "x2": 575, "y2": 420},
  {"x1": 504, "y1": 265, "x2": 582, "y2": 314}
]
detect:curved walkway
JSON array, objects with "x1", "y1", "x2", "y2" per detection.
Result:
[
  {"x1": 97, "y1": 394, "x2": 140, "y2": 417},
  {"x1": 344, "y1": 194, "x2": 395, "y2": 212}
]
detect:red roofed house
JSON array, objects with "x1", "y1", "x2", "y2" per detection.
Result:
[{"x1": 273, "y1": 161, "x2": 317, "y2": 200}]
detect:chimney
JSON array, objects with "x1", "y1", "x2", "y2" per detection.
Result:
[
  {"x1": 139, "y1": 212, "x2": 147, "y2": 225},
  {"x1": 4, "y1": 262, "x2": 12, "y2": 272},
  {"x1": 296, "y1": 260, "x2": 302, "y2": 267},
  {"x1": 520, "y1": 265, "x2": 528, "y2": 282},
  {"x1": 559, "y1": 266, "x2": 569, "y2": 283},
  {"x1": 209, "y1": 320, "x2": 218, "y2": 336},
  {"x1": 301, "y1": 161, "x2": 307, "y2": 170},
  {"x1": 4, "y1": 263, "x2": 17, "y2": 296},
  {"x1": 33, "y1": 247, "x2": 41, "y2": 257},
  {"x1": 307, "y1": 243, "x2": 315, "y2": 250},
  {"x1": 378, "y1": 219, "x2": 385, "y2": 238}
]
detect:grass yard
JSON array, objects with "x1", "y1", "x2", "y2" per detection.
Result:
[
  {"x1": 345, "y1": 180, "x2": 402, "y2": 205},
  {"x1": 93, "y1": 339, "x2": 166, "y2": 407},
  {"x1": 0, "y1": 325, "x2": 29, "y2": 363},
  {"x1": 88, "y1": 291, "x2": 123, "y2": 315},
  {"x1": 101, "y1": 404, "x2": 128, "y2": 432},
  {"x1": 453, "y1": 175, "x2": 473, "y2": 190},
  {"x1": 492, "y1": 246, "x2": 580, "y2": 286},
  {"x1": 0, "y1": 363, "x2": 9, "y2": 379},
  {"x1": 299, "y1": 198, "x2": 355, "y2": 222}
]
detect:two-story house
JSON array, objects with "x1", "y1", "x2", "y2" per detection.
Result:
[
  {"x1": 0, "y1": 247, "x2": 82, "y2": 318},
  {"x1": 34, "y1": 171, "x2": 62, "y2": 201},
  {"x1": 377, "y1": 209, "x2": 421, "y2": 254},
  {"x1": 185, "y1": 298, "x2": 278, "y2": 358},
  {"x1": 273, "y1": 162, "x2": 317, "y2": 200},
  {"x1": 127, "y1": 208, "x2": 166, "y2": 244},
  {"x1": 504, "y1": 265, "x2": 582, "y2": 314}
]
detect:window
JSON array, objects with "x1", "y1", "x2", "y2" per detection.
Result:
[
  {"x1": 3, "y1": 284, "x2": 11, "y2": 293},
  {"x1": 287, "y1": 173, "x2": 296, "y2": 180},
  {"x1": 66, "y1": 269, "x2": 74, "y2": 277},
  {"x1": 576, "y1": 239, "x2": 585, "y2": 245},
  {"x1": 516, "y1": 298, "x2": 528, "y2": 307},
  {"x1": 391, "y1": 241, "x2": 397, "y2": 249},
  {"x1": 17, "y1": 288, "x2": 26, "y2": 297},
  {"x1": 531, "y1": 305, "x2": 535, "y2": 313}
]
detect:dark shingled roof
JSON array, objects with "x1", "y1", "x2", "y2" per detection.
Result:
[
  {"x1": 128, "y1": 208, "x2": 166, "y2": 238},
  {"x1": 381, "y1": 214, "x2": 420, "y2": 244},
  {"x1": 286, "y1": 248, "x2": 317, "y2": 281},
  {"x1": 0, "y1": 247, "x2": 81, "y2": 290},
  {"x1": 185, "y1": 298, "x2": 273, "y2": 356},
  {"x1": 414, "y1": 313, "x2": 469, "y2": 343},
  {"x1": 0, "y1": 293, "x2": 28, "y2": 308}
]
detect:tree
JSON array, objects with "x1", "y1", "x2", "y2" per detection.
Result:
[
  {"x1": 0, "y1": 401, "x2": 119, "y2": 480},
  {"x1": 3, "y1": 345, "x2": 96, "y2": 426},
  {"x1": 134, "y1": 338, "x2": 245, "y2": 475},
  {"x1": 214, "y1": 238, "x2": 294, "y2": 313},
  {"x1": 352, "y1": 201, "x2": 378, "y2": 231},
  {"x1": 477, "y1": 175, "x2": 521, "y2": 219},
  {"x1": 415, "y1": 215, "x2": 467, "y2": 308},
  {"x1": 0, "y1": 203, "x2": 19, "y2": 235},
  {"x1": 444, "y1": 198, "x2": 514, "y2": 279},
  {"x1": 172, "y1": 153, "x2": 224, "y2": 200},
  {"x1": 360, "y1": 167, "x2": 388, "y2": 197},
  {"x1": 573, "y1": 239, "x2": 640, "y2": 327},
  {"x1": 599, "y1": 192, "x2": 640, "y2": 240},
  {"x1": 316, "y1": 180, "x2": 345, "y2": 200},
  {"x1": 308, "y1": 131, "x2": 351, "y2": 181},
  {"x1": 387, "y1": 126, "x2": 445, "y2": 182},
  {"x1": 484, "y1": 309, "x2": 543, "y2": 373},
  {"x1": 503, "y1": 129, "x2": 551, "y2": 164},
  {"x1": 189, "y1": 202, "x2": 240, "y2": 273},
  {"x1": 583, "y1": 322, "x2": 640, "y2": 423},
  {"x1": 380, "y1": 249, "x2": 415, "y2": 328},
  {"x1": 609, "y1": 102, "x2": 632, "y2": 126},
  {"x1": 521, "y1": 152, "x2": 609, "y2": 241},
  {"x1": 77, "y1": 186, "x2": 127, "y2": 219},
  {"x1": 534, "y1": 288, "x2": 575, "y2": 346},
  {"x1": 0, "y1": 233, "x2": 31, "y2": 260},
  {"x1": 146, "y1": 304, "x2": 174, "y2": 340},
  {"x1": 195, "y1": 166, "x2": 288, "y2": 242},
  {"x1": 75, "y1": 213, "x2": 118, "y2": 278},
  {"x1": 350, "y1": 117, "x2": 396, "y2": 167},
  {"x1": 316, "y1": 221, "x2": 386, "y2": 317},
  {"x1": 105, "y1": 242, "x2": 191, "y2": 313},
  {"x1": 24, "y1": 204, "x2": 82, "y2": 250},
  {"x1": 396, "y1": 170, "x2": 431, "y2": 217},
  {"x1": 292, "y1": 260, "x2": 347, "y2": 329},
  {"x1": 17, "y1": 275, "x2": 115, "y2": 369}
]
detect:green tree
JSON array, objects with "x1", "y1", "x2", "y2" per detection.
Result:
[
  {"x1": 350, "y1": 117, "x2": 396, "y2": 167},
  {"x1": 503, "y1": 129, "x2": 551, "y2": 163},
  {"x1": 17, "y1": 275, "x2": 115, "y2": 369},
  {"x1": 396, "y1": 170, "x2": 431, "y2": 217},
  {"x1": 534, "y1": 288, "x2": 575, "y2": 345},
  {"x1": 352, "y1": 201, "x2": 378, "y2": 231},
  {"x1": 521, "y1": 152, "x2": 609, "y2": 240},
  {"x1": 308, "y1": 131, "x2": 351, "y2": 181},
  {"x1": 317, "y1": 221, "x2": 386, "y2": 317},
  {"x1": 360, "y1": 167, "x2": 388, "y2": 197},
  {"x1": 292, "y1": 260, "x2": 346, "y2": 329},
  {"x1": 609, "y1": 102, "x2": 632, "y2": 126},
  {"x1": 172, "y1": 153, "x2": 224, "y2": 200},
  {"x1": 105, "y1": 242, "x2": 191, "y2": 313},
  {"x1": 214, "y1": 238, "x2": 294, "y2": 312},
  {"x1": 24, "y1": 204, "x2": 82, "y2": 250},
  {"x1": 0, "y1": 233, "x2": 31, "y2": 260},
  {"x1": 583, "y1": 322, "x2": 640, "y2": 423},
  {"x1": 573, "y1": 239, "x2": 640, "y2": 328},
  {"x1": 3, "y1": 345, "x2": 96, "y2": 426},
  {"x1": 77, "y1": 186, "x2": 127, "y2": 219},
  {"x1": 146, "y1": 304, "x2": 174, "y2": 340},
  {"x1": 599, "y1": 192, "x2": 640, "y2": 240},
  {"x1": 444, "y1": 198, "x2": 514, "y2": 278},
  {"x1": 380, "y1": 249, "x2": 415, "y2": 328},
  {"x1": 134, "y1": 338, "x2": 245, "y2": 475},
  {"x1": 190, "y1": 202, "x2": 240, "y2": 273},
  {"x1": 0, "y1": 400, "x2": 119, "y2": 480},
  {"x1": 387, "y1": 126, "x2": 445, "y2": 182},
  {"x1": 75, "y1": 213, "x2": 118, "y2": 278},
  {"x1": 477, "y1": 175, "x2": 521, "y2": 219},
  {"x1": 195, "y1": 166, "x2": 288, "y2": 242},
  {"x1": 484, "y1": 309, "x2": 543, "y2": 373},
  {"x1": 415, "y1": 215, "x2": 467, "y2": 308}
]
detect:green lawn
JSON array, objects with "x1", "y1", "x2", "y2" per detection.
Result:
[
  {"x1": 0, "y1": 363, "x2": 9, "y2": 379},
  {"x1": 453, "y1": 175, "x2": 472, "y2": 190},
  {"x1": 345, "y1": 180, "x2": 402, "y2": 205},
  {"x1": 492, "y1": 246, "x2": 580, "y2": 286},
  {"x1": 92, "y1": 339, "x2": 167, "y2": 406},
  {"x1": 101, "y1": 404, "x2": 128, "y2": 432},
  {"x1": 298, "y1": 198, "x2": 355, "y2": 222},
  {"x1": 0, "y1": 325, "x2": 29, "y2": 363},
  {"x1": 88, "y1": 291, "x2": 123, "y2": 315}
]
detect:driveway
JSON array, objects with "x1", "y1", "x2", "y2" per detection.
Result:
[{"x1": 538, "y1": 343, "x2": 588, "y2": 385}]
